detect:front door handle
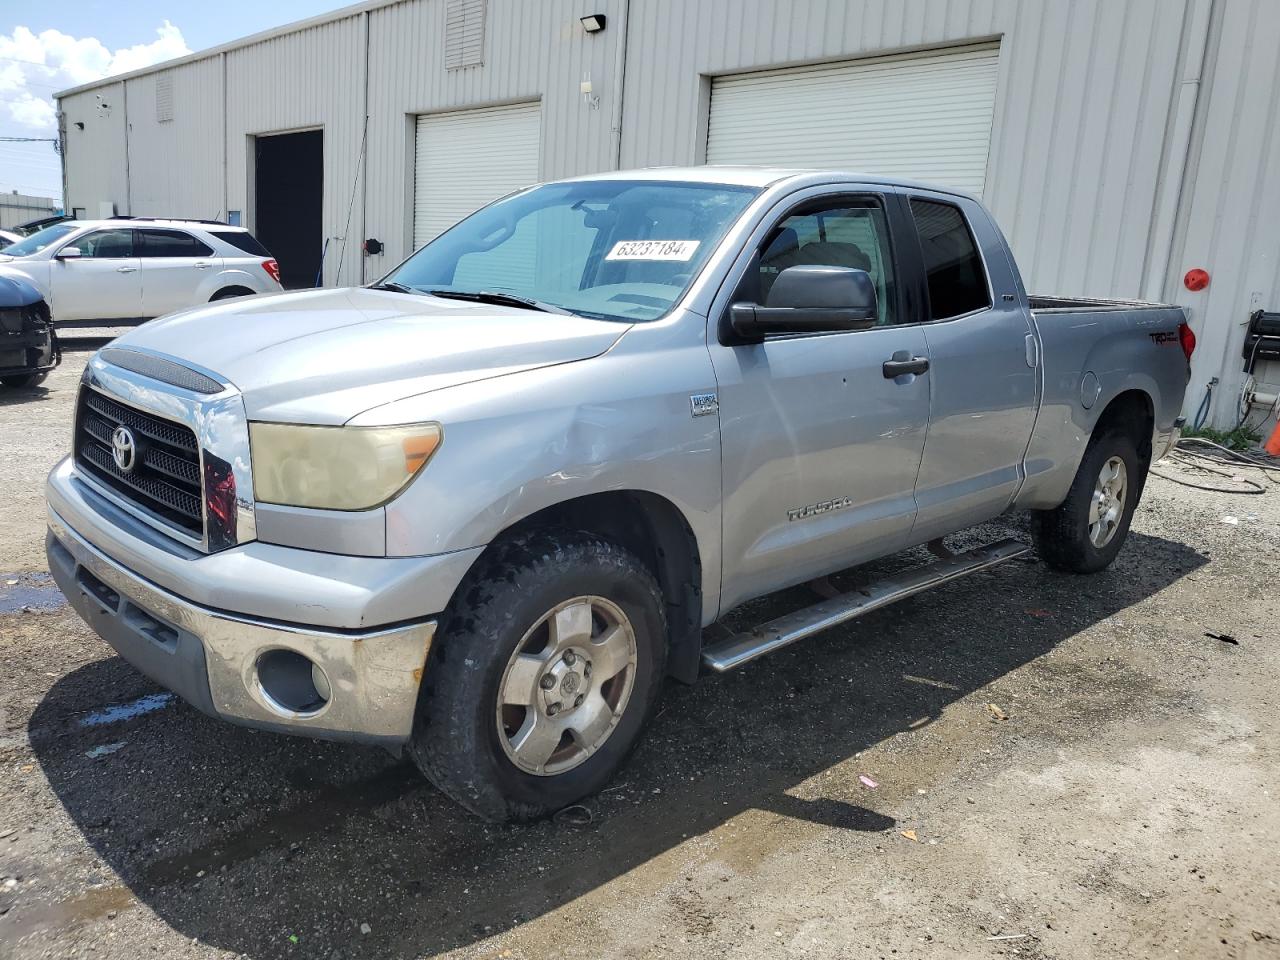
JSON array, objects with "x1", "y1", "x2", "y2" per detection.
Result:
[
  {"x1": 115, "y1": 266, "x2": 137, "y2": 273},
  {"x1": 882, "y1": 356, "x2": 930, "y2": 378},
  {"x1": 194, "y1": 262, "x2": 213, "y2": 269}
]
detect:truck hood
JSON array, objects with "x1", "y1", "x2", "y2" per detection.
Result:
[{"x1": 110, "y1": 287, "x2": 630, "y2": 423}]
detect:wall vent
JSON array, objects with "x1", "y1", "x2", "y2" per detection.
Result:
[
  {"x1": 155, "y1": 74, "x2": 174, "y2": 123},
  {"x1": 444, "y1": 0, "x2": 486, "y2": 69}
]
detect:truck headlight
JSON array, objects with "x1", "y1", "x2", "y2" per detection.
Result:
[{"x1": 248, "y1": 422, "x2": 442, "y2": 510}]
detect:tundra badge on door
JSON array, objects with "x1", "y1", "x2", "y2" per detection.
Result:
[
  {"x1": 690, "y1": 393, "x2": 719, "y2": 417},
  {"x1": 788, "y1": 496, "x2": 853, "y2": 522}
]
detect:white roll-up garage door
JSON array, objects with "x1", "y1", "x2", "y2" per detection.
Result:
[
  {"x1": 706, "y1": 45, "x2": 999, "y2": 196},
  {"x1": 413, "y1": 101, "x2": 541, "y2": 248}
]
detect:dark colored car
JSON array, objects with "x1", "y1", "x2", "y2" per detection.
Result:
[{"x1": 0, "y1": 272, "x2": 60, "y2": 388}]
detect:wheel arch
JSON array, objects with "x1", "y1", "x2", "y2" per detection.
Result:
[
  {"x1": 1091, "y1": 388, "x2": 1155, "y2": 465},
  {"x1": 457, "y1": 490, "x2": 705, "y2": 684},
  {"x1": 210, "y1": 285, "x2": 256, "y2": 301}
]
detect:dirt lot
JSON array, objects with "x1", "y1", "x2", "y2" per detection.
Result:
[{"x1": 1, "y1": 344, "x2": 1278, "y2": 959}]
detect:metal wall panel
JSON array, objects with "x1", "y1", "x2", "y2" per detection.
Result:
[
  {"x1": 225, "y1": 16, "x2": 368, "y2": 287},
  {"x1": 1165, "y1": 0, "x2": 1280, "y2": 431},
  {"x1": 0, "y1": 194, "x2": 58, "y2": 230},
  {"x1": 59, "y1": 83, "x2": 129, "y2": 217},
  {"x1": 620, "y1": 0, "x2": 1190, "y2": 304},
  {"x1": 124, "y1": 58, "x2": 225, "y2": 221},
  {"x1": 362, "y1": 0, "x2": 624, "y2": 273}
]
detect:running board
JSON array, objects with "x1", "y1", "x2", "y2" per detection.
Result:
[{"x1": 701, "y1": 538, "x2": 1031, "y2": 673}]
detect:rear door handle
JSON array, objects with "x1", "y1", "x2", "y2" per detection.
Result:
[
  {"x1": 115, "y1": 266, "x2": 137, "y2": 274},
  {"x1": 882, "y1": 356, "x2": 930, "y2": 378},
  {"x1": 194, "y1": 262, "x2": 212, "y2": 269}
]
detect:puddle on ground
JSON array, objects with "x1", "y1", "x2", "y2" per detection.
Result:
[
  {"x1": 0, "y1": 884, "x2": 135, "y2": 941},
  {"x1": 0, "y1": 572, "x2": 67, "y2": 614},
  {"x1": 80, "y1": 693, "x2": 175, "y2": 727}
]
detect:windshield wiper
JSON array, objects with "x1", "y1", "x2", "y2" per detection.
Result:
[
  {"x1": 427, "y1": 289, "x2": 570, "y2": 315},
  {"x1": 368, "y1": 281, "x2": 420, "y2": 294}
]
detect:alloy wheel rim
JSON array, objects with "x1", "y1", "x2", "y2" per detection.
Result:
[
  {"x1": 1088, "y1": 456, "x2": 1128, "y2": 548},
  {"x1": 496, "y1": 596, "x2": 638, "y2": 776}
]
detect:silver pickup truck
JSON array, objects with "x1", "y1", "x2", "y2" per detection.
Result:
[{"x1": 46, "y1": 168, "x2": 1193, "y2": 821}]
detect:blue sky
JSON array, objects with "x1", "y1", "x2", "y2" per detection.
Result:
[{"x1": 1, "y1": 1, "x2": 345, "y2": 204}]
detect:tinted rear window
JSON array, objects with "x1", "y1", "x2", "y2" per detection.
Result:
[
  {"x1": 209, "y1": 231, "x2": 270, "y2": 257},
  {"x1": 137, "y1": 229, "x2": 214, "y2": 258},
  {"x1": 909, "y1": 199, "x2": 991, "y2": 320}
]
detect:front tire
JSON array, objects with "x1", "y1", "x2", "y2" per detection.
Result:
[
  {"x1": 1033, "y1": 430, "x2": 1142, "y2": 573},
  {"x1": 409, "y1": 531, "x2": 667, "y2": 821}
]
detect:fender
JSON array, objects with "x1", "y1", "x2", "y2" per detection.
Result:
[{"x1": 354, "y1": 309, "x2": 726, "y2": 625}]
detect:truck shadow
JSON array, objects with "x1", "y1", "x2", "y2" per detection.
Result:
[{"x1": 26, "y1": 523, "x2": 1207, "y2": 957}]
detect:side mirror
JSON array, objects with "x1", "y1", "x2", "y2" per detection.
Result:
[
  {"x1": 731, "y1": 265, "x2": 877, "y2": 339},
  {"x1": 56, "y1": 246, "x2": 82, "y2": 260}
]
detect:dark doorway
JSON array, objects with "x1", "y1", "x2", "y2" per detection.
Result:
[{"x1": 254, "y1": 130, "x2": 323, "y2": 288}]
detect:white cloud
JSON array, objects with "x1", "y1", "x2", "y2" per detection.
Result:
[
  {"x1": 8, "y1": 93, "x2": 55, "y2": 128},
  {"x1": 0, "y1": 21, "x2": 191, "y2": 132}
]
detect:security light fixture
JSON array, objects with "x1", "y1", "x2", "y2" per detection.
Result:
[{"x1": 580, "y1": 14, "x2": 607, "y2": 33}]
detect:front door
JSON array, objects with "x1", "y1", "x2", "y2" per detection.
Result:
[
  {"x1": 50, "y1": 228, "x2": 143, "y2": 324},
  {"x1": 711, "y1": 192, "x2": 931, "y2": 614}
]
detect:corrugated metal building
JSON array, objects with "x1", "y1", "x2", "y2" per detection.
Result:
[
  {"x1": 0, "y1": 191, "x2": 59, "y2": 230},
  {"x1": 54, "y1": 0, "x2": 1280, "y2": 431}
]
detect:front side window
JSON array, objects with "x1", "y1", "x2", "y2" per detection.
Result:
[
  {"x1": 757, "y1": 197, "x2": 897, "y2": 326},
  {"x1": 73, "y1": 229, "x2": 135, "y2": 259},
  {"x1": 909, "y1": 199, "x2": 990, "y2": 320},
  {"x1": 137, "y1": 229, "x2": 214, "y2": 258},
  {"x1": 4, "y1": 223, "x2": 77, "y2": 258},
  {"x1": 384, "y1": 180, "x2": 760, "y2": 322}
]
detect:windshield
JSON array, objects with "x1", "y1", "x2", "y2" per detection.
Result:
[
  {"x1": 3, "y1": 223, "x2": 78, "y2": 258},
  {"x1": 383, "y1": 180, "x2": 759, "y2": 322}
]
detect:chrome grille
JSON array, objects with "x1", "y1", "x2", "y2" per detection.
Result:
[{"x1": 75, "y1": 387, "x2": 204, "y2": 536}]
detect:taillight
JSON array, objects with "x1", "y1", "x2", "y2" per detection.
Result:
[
  {"x1": 261, "y1": 258, "x2": 281, "y2": 284},
  {"x1": 1178, "y1": 321, "x2": 1196, "y2": 361}
]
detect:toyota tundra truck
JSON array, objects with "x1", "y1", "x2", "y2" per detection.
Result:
[{"x1": 45, "y1": 168, "x2": 1193, "y2": 821}]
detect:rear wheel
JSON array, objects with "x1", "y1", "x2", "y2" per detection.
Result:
[
  {"x1": 0, "y1": 371, "x2": 48, "y2": 389},
  {"x1": 1033, "y1": 430, "x2": 1142, "y2": 573},
  {"x1": 409, "y1": 531, "x2": 667, "y2": 821}
]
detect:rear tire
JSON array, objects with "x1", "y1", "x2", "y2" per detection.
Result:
[
  {"x1": 210, "y1": 287, "x2": 253, "y2": 301},
  {"x1": 1032, "y1": 430, "x2": 1142, "y2": 573},
  {"x1": 1, "y1": 371, "x2": 48, "y2": 389},
  {"x1": 409, "y1": 530, "x2": 667, "y2": 821}
]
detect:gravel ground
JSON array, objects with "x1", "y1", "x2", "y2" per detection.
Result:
[{"x1": 1, "y1": 345, "x2": 1278, "y2": 959}]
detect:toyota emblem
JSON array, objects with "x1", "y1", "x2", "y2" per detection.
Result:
[{"x1": 111, "y1": 425, "x2": 137, "y2": 473}]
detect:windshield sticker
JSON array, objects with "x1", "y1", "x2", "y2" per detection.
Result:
[{"x1": 605, "y1": 240, "x2": 700, "y2": 262}]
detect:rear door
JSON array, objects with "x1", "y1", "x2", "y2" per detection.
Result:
[
  {"x1": 50, "y1": 228, "x2": 143, "y2": 324},
  {"x1": 901, "y1": 194, "x2": 1038, "y2": 539},
  {"x1": 137, "y1": 229, "x2": 219, "y2": 317},
  {"x1": 710, "y1": 188, "x2": 931, "y2": 613}
]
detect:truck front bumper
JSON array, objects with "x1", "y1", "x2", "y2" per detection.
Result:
[{"x1": 46, "y1": 458, "x2": 483, "y2": 746}]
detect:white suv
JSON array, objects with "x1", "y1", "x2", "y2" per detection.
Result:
[{"x1": 0, "y1": 219, "x2": 283, "y2": 326}]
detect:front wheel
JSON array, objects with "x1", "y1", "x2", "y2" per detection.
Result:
[
  {"x1": 409, "y1": 531, "x2": 667, "y2": 821},
  {"x1": 1032, "y1": 430, "x2": 1142, "y2": 573}
]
